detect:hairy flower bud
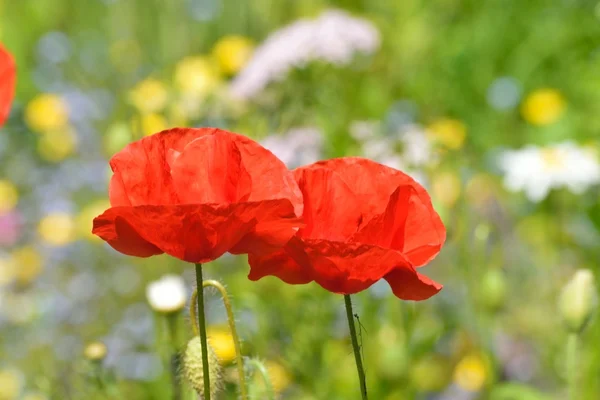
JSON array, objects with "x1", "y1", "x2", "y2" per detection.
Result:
[
  {"x1": 559, "y1": 270, "x2": 598, "y2": 333},
  {"x1": 183, "y1": 336, "x2": 223, "y2": 399}
]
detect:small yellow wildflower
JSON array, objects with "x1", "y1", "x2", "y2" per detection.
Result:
[
  {"x1": 129, "y1": 78, "x2": 169, "y2": 113},
  {"x1": 431, "y1": 171, "x2": 461, "y2": 208},
  {"x1": 453, "y1": 353, "x2": 488, "y2": 392},
  {"x1": 25, "y1": 94, "x2": 69, "y2": 133},
  {"x1": 11, "y1": 246, "x2": 43, "y2": 286},
  {"x1": 76, "y1": 199, "x2": 110, "y2": 240},
  {"x1": 0, "y1": 368, "x2": 23, "y2": 400},
  {"x1": 37, "y1": 129, "x2": 77, "y2": 162},
  {"x1": 212, "y1": 35, "x2": 254, "y2": 75},
  {"x1": 207, "y1": 326, "x2": 236, "y2": 363},
  {"x1": 254, "y1": 360, "x2": 291, "y2": 394},
  {"x1": 174, "y1": 56, "x2": 221, "y2": 96},
  {"x1": 0, "y1": 180, "x2": 18, "y2": 213},
  {"x1": 426, "y1": 118, "x2": 467, "y2": 150},
  {"x1": 84, "y1": 341, "x2": 108, "y2": 361},
  {"x1": 521, "y1": 88, "x2": 565, "y2": 126},
  {"x1": 132, "y1": 113, "x2": 168, "y2": 137},
  {"x1": 38, "y1": 212, "x2": 75, "y2": 246}
]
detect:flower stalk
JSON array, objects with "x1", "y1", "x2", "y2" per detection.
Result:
[
  {"x1": 190, "y1": 273, "x2": 248, "y2": 400},
  {"x1": 344, "y1": 294, "x2": 368, "y2": 400},
  {"x1": 247, "y1": 358, "x2": 275, "y2": 400},
  {"x1": 193, "y1": 263, "x2": 212, "y2": 400},
  {"x1": 166, "y1": 313, "x2": 182, "y2": 400}
]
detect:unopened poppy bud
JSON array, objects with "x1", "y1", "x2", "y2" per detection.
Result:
[
  {"x1": 183, "y1": 336, "x2": 223, "y2": 399},
  {"x1": 558, "y1": 269, "x2": 598, "y2": 333},
  {"x1": 479, "y1": 269, "x2": 506, "y2": 311},
  {"x1": 84, "y1": 341, "x2": 107, "y2": 361}
]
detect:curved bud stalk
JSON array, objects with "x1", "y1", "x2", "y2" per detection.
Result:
[{"x1": 190, "y1": 276, "x2": 248, "y2": 400}]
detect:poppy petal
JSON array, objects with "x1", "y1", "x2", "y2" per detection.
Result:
[
  {"x1": 93, "y1": 200, "x2": 300, "y2": 263},
  {"x1": 170, "y1": 133, "x2": 252, "y2": 204},
  {"x1": 384, "y1": 268, "x2": 442, "y2": 300},
  {"x1": 293, "y1": 167, "x2": 362, "y2": 241},
  {"x1": 351, "y1": 185, "x2": 413, "y2": 249},
  {"x1": 247, "y1": 237, "x2": 313, "y2": 284},
  {"x1": 108, "y1": 128, "x2": 218, "y2": 206},
  {"x1": 92, "y1": 212, "x2": 163, "y2": 258},
  {"x1": 0, "y1": 45, "x2": 16, "y2": 126},
  {"x1": 296, "y1": 239, "x2": 414, "y2": 295}
]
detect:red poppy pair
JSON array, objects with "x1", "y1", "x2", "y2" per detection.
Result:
[
  {"x1": 0, "y1": 44, "x2": 16, "y2": 126},
  {"x1": 93, "y1": 128, "x2": 445, "y2": 300}
]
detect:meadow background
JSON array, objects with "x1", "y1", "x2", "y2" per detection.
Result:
[{"x1": 1, "y1": 0, "x2": 600, "y2": 399}]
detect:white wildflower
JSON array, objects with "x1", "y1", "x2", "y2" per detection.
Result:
[
  {"x1": 145, "y1": 275, "x2": 187, "y2": 313},
  {"x1": 261, "y1": 127, "x2": 323, "y2": 168},
  {"x1": 230, "y1": 9, "x2": 380, "y2": 99},
  {"x1": 498, "y1": 141, "x2": 600, "y2": 202},
  {"x1": 396, "y1": 124, "x2": 434, "y2": 167}
]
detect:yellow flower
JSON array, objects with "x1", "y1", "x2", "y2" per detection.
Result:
[
  {"x1": 129, "y1": 79, "x2": 169, "y2": 113},
  {"x1": 38, "y1": 213, "x2": 75, "y2": 246},
  {"x1": 174, "y1": 56, "x2": 221, "y2": 96},
  {"x1": 251, "y1": 360, "x2": 291, "y2": 394},
  {"x1": 84, "y1": 341, "x2": 108, "y2": 361},
  {"x1": 0, "y1": 368, "x2": 23, "y2": 400},
  {"x1": 212, "y1": 35, "x2": 254, "y2": 75},
  {"x1": 11, "y1": 246, "x2": 43, "y2": 286},
  {"x1": 426, "y1": 119, "x2": 467, "y2": 150},
  {"x1": 0, "y1": 180, "x2": 18, "y2": 213},
  {"x1": 132, "y1": 113, "x2": 168, "y2": 137},
  {"x1": 25, "y1": 94, "x2": 69, "y2": 133},
  {"x1": 76, "y1": 199, "x2": 110, "y2": 241},
  {"x1": 521, "y1": 88, "x2": 565, "y2": 126},
  {"x1": 37, "y1": 129, "x2": 77, "y2": 162},
  {"x1": 431, "y1": 171, "x2": 461, "y2": 208},
  {"x1": 207, "y1": 326, "x2": 236, "y2": 363},
  {"x1": 265, "y1": 360, "x2": 291, "y2": 393},
  {"x1": 453, "y1": 353, "x2": 489, "y2": 392}
]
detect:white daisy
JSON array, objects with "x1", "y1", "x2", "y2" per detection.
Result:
[{"x1": 498, "y1": 141, "x2": 600, "y2": 202}]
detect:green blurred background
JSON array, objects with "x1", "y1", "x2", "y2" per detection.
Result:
[{"x1": 1, "y1": 0, "x2": 600, "y2": 399}]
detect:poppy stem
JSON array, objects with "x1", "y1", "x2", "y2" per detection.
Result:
[
  {"x1": 194, "y1": 263, "x2": 212, "y2": 400},
  {"x1": 202, "y1": 280, "x2": 248, "y2": 400},
  {"x1": 566, "y1": 333, "x2": 579, "y2": 400},
  {"x1": 246, "y1": 358, "x2": 275, "y2": 400},
  {"x1": 344, "y1": 294, "x2": 368, "y2": 400}
]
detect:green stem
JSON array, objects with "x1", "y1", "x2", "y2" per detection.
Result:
[
  {"x1": 203, "y1": 280, "x2": 248, "y2": 400},
  {"x1": 166, "y1": 313, "x2": 181, "y2": 400},
  {"x1": 247, "y1": 358, "x2": 275, "y2": 400},
  {"x1": 344, "y1": 295, "x2": 368, "y2": 400},
  {"x1": 567, "y1": 333, "x2": 579, "y2": 400},
  {"x1": 194, "y1": 263, "x2": 211, "y2": 400}
]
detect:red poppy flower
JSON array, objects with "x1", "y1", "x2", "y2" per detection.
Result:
[
  {"x1": 0, "y1": 44, "x2": 16, "y2": 126},
  {"x1": 92, "y1": 127, "x2": 304, "y2": 263},
  {"x1": 248, "y1": 157, "x2": 445, "y2": 300}
]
